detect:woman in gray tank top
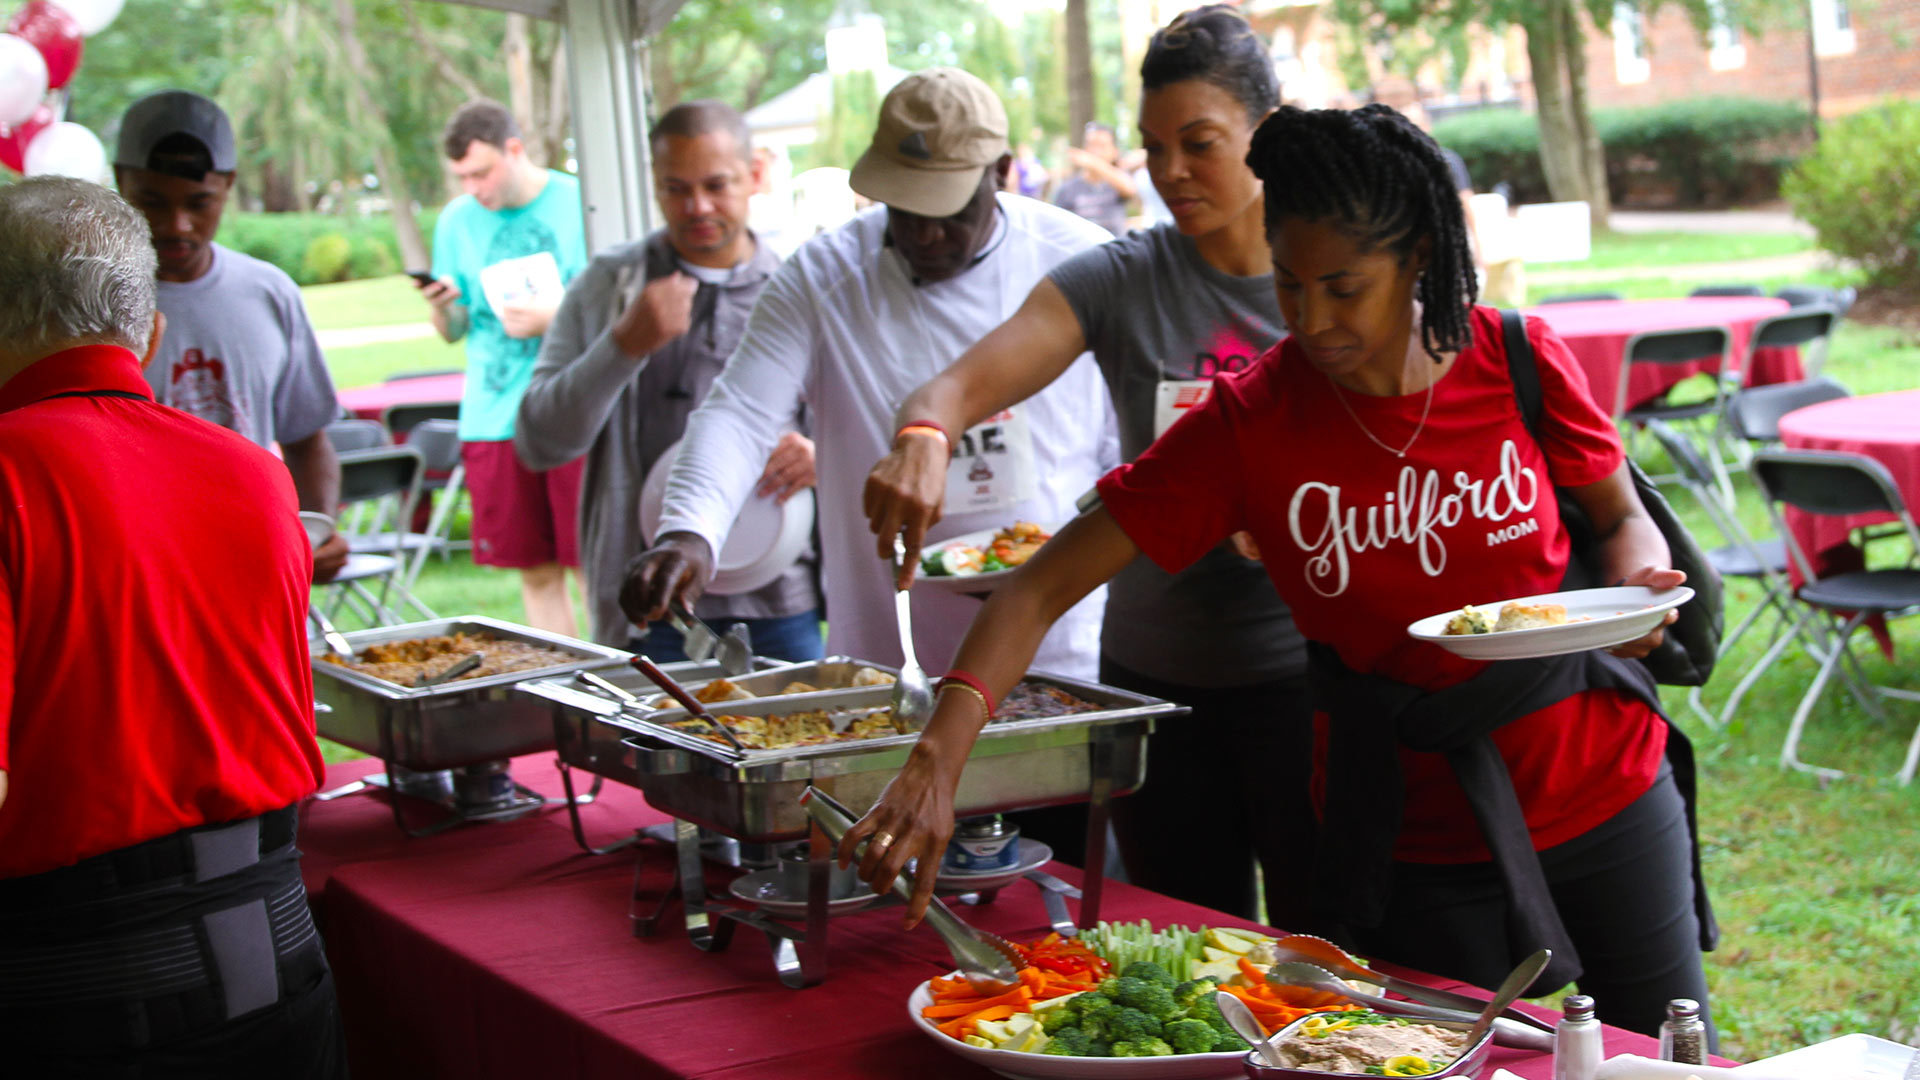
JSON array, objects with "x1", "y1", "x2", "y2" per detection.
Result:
[{"x1": 861, "y1": 5, "x2": 1322, "y2": 932}]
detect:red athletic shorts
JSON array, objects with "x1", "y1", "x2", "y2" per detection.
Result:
[{"x1": 461, "y1": 440, "x2": 584, "y2": 569}]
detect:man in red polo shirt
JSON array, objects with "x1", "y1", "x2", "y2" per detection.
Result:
[{"x1": 0, "y1": 177, "x2": 344, "y2": 1076}]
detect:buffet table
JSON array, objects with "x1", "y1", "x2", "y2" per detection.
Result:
[
  {"x1": 298, "y1": 755, "x2": 1679, "y2": 1079},
  {"x1": 1527, "y1": 297, "x2": 1803, "y2": 416}
]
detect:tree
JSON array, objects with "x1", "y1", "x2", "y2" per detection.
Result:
[
  {"x1": 1065, "y1": 0, "x2": 1093, "y2": 140},
  {"x1": 1331, "y1": 0, "x2": 1798, "y2": 229}
]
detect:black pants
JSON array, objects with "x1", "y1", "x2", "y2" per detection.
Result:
[
  {"x1": 1347, "y1": 766, "x2": 1715, "y2": 1047},
  {"x1": 1009, "y1": 659, "x2": 1322, "y2": 930},
  {"x1": 1, "y1": 812, "x2": 349, "y2": 1079}
]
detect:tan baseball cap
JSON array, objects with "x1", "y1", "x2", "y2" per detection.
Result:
[{"x1": 849, "y1": 68, "x2": 1009, "y2": 219}]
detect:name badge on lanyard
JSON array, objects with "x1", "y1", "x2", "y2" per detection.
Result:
[
  {"x1": 1153, "y1": 379, "x2": 1214, "y2": 440},
  {"x1": 944, "y1": 407, "x2": 1038, "y2": 515}
]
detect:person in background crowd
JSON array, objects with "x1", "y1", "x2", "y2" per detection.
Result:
[
  {"x1": 1005, "y1": 140, "x2": 1050, "y2": 200},
  {"x1": 847, "y1": 103, "x2": 1717, "y2": 1046},
  {"x1": 113, "y1": 90, "x2": 347, "y2": 584},
  {"x1": 0, "y1": 177, "x2": 344, "y2": 1077},
  {"x1": 861, "y1": 5, "x2": 1314, "y2": 927},
  {"x1": 1053, "y1": 122, "x2": 1136, "y2": 236},
  {"x1": 620, "y1": 67, "x2": 1118, "y2": 688},
  {"x1": 420, "y1": 100, "x2": 590, "y2": 637},
  {"x1": 518, "y1": 101, "x2": 825, "y2": 660}
]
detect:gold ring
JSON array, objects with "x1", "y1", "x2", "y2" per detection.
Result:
[{"x1": 872, "y1": 831, "x2": 896, "y2": 850}]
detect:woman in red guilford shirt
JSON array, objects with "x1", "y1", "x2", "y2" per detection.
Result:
[{"x1": 842, "y1": 105, "x2": 1717, "y2": 1043}]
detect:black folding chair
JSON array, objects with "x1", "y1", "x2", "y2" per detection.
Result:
[
  {"x1": 1646, "y1": 422, "x2": 1793, "y2": 730},
  {"x1": 1743, "y1": 305, "x2": 1839, "y2": 382},
  {"x1": 1775, "y1": 283, "x2": 1856, "y2": 319},
  {"x1": 1618, "y1": 325, "x2": 1736, "y2": 502},
  {"x1": 321, "y1": 446, "x2": 435, "y2": 626},
  {"x1": 1536, "y1": 291, "x2": 1623, "y2": 304},
  {"x1": 381, "y1": 401, "x2": 461, "y2": 442},
  {"x1": 1688, "y1": 283, "x2": 1763, "y2": 298},
  {"x1": 1725, "y1": 376, "x2": 1851, "y2": 446},
  {"x1": 324, "y1": 418, "x2": 388, "y2": 453},
  {"x1": 400, "y1": 419, "x2": 469, "y2": 590},
  {"x1": 1749, "y1": 450, "x2": 1920, "y2": 784}
]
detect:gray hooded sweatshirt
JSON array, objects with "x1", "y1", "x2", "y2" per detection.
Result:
[{"x1": 516, "y1": 231, "x2": 818, "y2": 646}]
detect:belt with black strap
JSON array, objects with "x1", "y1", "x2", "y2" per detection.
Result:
[{"x1": 0, "y1": 806, "x2": 324, "y2": 1028}]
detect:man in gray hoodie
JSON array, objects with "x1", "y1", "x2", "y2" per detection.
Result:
[{"x1": 516, "y1": 101, "x2": 822, "y2": 658}]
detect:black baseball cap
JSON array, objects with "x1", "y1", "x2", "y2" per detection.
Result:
[{"x1": 114, "y1": 91, "x2": 237, "y2": 178}]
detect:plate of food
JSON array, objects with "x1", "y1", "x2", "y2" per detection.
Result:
[
  {"x1": 908, "y1": 923, "x2": 1357, "y2": 1079},
  {"x1": 1407, "y1": 585, "x2": 1695, "y2": 662},
  {"x1": 915, "y1": 521, "x2": 1055, "y2": 594}
]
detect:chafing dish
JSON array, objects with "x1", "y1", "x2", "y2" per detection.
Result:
[
  {"x1": 310, "y1": 616, "x2": 632, "y2": 770},
  {"x1": 520, "y1": 660, "x2": 1177, "y2": 842}
]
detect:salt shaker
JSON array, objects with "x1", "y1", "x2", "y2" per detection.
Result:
[
  {"x1": 1553, "y1": 994, "x2": 1604, "y2": 1080},
  {"x1": 1658, "y1": 998, "x2": 1707, "y2": 1065}
]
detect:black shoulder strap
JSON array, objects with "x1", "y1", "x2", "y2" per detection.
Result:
[
  {"x1": 1501, "y1": 308, "x2": 1543, "y2": 441},
  {"x1": 45, "y1": 389, "x2": 149, "y2": 403}
]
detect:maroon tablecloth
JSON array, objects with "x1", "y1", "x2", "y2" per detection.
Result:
[
  {"x1": 335, "y1": 373, "x2": 466, "y2": 422},
  {"x1": 1777, "y1": 389, "x2": 1920, "y2": 587},
  {"x1": 298, "y1": 756, "x2": 1679, "y2": 1079},
  {"x1": 1527, "y1": 297, "x2": 1801, "y2": 415}
]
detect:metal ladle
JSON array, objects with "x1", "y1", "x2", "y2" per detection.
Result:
[
  {"x1": 1265, "y1": 962, "x2": 1554, "y2": 1051},
  {"x1": 887, "y1": 534, "x2": 935, "y2": 733}
]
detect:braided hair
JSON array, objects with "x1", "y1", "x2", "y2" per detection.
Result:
[
  {"x1": 1141, "y1": 6, "x2": 1280, "y2": 125},
  {"x1": 1246, "y1": 104, "x2": 1477, "y2": 361}
]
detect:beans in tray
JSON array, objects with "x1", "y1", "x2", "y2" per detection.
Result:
[{"x1": 322, "y1": 632, "x2": 577, "y2": 687}]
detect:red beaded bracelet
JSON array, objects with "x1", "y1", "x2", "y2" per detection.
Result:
[{"x1": 938, "y1": 670, "x2": 997, "y2": 718}]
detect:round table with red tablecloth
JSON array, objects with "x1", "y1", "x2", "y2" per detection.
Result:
[
  {"x1": 1777, "y1": 389, "x2": 1920, "y2": 577},
  {"x1": 1527, "y1": 296, "x2": 1804, "y2": 415},
  {"x1": 335, "y1": 373, "x2": 466, "y2": 423}
]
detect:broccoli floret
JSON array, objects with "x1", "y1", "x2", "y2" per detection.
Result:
[
  {"x1": 1119, "y1": 960, "x2": 1177, "y2": 988},
  {"x1": 1118, "y1": 980, "x2": 1179, "y2": 1021},
  {"x1": 1076, "y1": 994, "x2": 1120, "y2": 1040},
  {"x1": 1164, "y1": 1018, "x2": 1219, "y2": 1055},
  {"x1": 1039, "y1": 1008, "x2": 1079, "y2": 1035},
  {"x1": 1111, "y1": 1037, "x2": 1175, "y2": 1057},
  {"x1": 1040, "y1": 1027, "x2": 1093, "y2": 1056},
  {"x1": 1212, "y1": 1029, "x2": 1246, "y2": 1053},
  {"x1": 1086, "y1": 1039, "x2": 1114, "y2": 1058},
  {"x1": 1109, "y1": 1006, "x2": 1164, "y2": 1043},
  {"x1": 1099, "y1": 975, "x2": 1145, "y2": 1001},
  {"x1": 1174, "y1": 976, "x2": 1221, "y2": 1009}
]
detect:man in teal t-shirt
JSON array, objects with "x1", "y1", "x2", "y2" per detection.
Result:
[{"x1": 419, "y1": 100, "x2": 588, "y2": 635}]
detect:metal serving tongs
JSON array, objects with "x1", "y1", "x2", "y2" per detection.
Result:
[
  {"x1": 414, "y1": 653, "x2": 483, "y2": 688},
  {"x1": 799, "y1": 786, "x2": 1021, "y2": 993},
  {"x1": 1265, "y1": 962, "x2": 1555, "y2": 1050},
  {"x1": 630, "y1": 654, "x2": 748, "y2": 754},
  {"x1": 666, "y1": 602, "x2": 753, "y2": 676},
  {"x1": 1268, "y1": 934, "x2": 1555, "y2": 1035}
]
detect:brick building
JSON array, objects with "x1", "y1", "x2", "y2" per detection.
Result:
[{"x1": 1582, "y1": 0, "x2": 1920, "y2": 116}]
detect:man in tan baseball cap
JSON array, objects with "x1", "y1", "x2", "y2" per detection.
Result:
[{"x1": 849, "y1": 67, "x2": 1009, "y2": 219}]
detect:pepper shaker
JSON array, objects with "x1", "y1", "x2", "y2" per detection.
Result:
[{"x1": 1658, "y1": 998, "x2": 1707, "y2": 1065}]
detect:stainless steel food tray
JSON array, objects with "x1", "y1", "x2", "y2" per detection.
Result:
[
  {"x1": 310, "y1": 616, "x2": 633, "y2": 770},
  {"x1": 519, "y1": 664, "x2": 1182, "y2": 842},
  {"x1": 606, "y1": 657, "x2": 901, "y2": 715}
]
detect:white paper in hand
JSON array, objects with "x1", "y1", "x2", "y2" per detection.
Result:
[{"x1": 478, "y1": 251, "x2": 563, "y2": 316}]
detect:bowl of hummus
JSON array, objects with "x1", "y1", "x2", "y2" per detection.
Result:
[{"x1": 1241, "y1": 1011, "x2": 1491, "y2": 1079}]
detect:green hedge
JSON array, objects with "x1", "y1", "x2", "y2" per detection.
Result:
[
  {"x1": 1435, "y1": 97, "x2": 1810, "y2": 208},
  {"x1": 1783, "y1": 100, "x2": 1920, "y2": 288},
  {"x1": 215, "y1": 208, "x2": 441, "y2": 286}
]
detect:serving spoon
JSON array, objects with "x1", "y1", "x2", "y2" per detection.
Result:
[
  {"x1": 1216, "y1": 990, "x2": 1284, "y2": 1067},
  {"x1": 1270, "y1": 933, "x2": 1554, "y2": 1034},
  {"x1": 887, "y1": 534, "x2": 935, "y2": 733},
  {"x1": 1463, "y1": 949, "x2": 1553, "y2": 1057},
  {"x1": 1265, "y1": 962, "x2": 1554, "y2": 1051}
]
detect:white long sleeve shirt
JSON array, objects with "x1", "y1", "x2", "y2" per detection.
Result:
[{"x1": 658, "y1": 194, "x2": 1120, "y2": 679}]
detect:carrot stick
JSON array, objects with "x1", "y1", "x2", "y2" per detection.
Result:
[{"x1": 921, "y1": 986, "x2": 1032, "y2": 1018}]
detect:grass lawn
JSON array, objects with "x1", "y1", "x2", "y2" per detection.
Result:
[
  {"x1": 303, "y1": 274, "x2": 448, "y2": 330},
  {"x1": 305, "y1": 258, "x2": 1920, "y2": 1062},
  {"x1": 1536, "y1": 230, "x2": 1815, "y2": 271}
]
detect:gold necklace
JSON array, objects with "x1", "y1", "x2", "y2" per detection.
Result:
[{"x1": 1328, "y1": 369, "x2": 1436, "y2": 458}]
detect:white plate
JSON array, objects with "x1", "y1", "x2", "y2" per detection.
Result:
[
  {"x1": 1407, "y1": 586, "x2": 1695, "y2": 661},
  {"x1": 1733, "y1": 1033, "x2": 1919, "y2": 1077},
  {"x1": 937, "y1": 841, "x2": 1053, "y2": 894},
  {"x1": 908, "y1": 978, "x2": 1247, "y2": 1080},
  {"x1": 639, "y1": 437, "x2": 816, "y2": 596},
  {"x1": 298, "y1": 510, "x2": 335, "y2": 552},
  {"x1": 725, "y1": 868, "x2": 879, "y2": 920},
  {"x1": 913, "y1": 523, "x2": 1058, "y2": 595}
]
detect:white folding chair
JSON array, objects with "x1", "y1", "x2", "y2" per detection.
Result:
[{"x1": 1749, "y1": 450, "x2": 1920, "y2": 784}]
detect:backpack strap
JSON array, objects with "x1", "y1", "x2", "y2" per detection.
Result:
[{"x1": 1502, "y1": 308, "x2": 1543, "y2": 440}]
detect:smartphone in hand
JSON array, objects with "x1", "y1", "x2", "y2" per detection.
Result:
[{"x1": 406, "y1": 269, "x2": 438, "y2": 288}]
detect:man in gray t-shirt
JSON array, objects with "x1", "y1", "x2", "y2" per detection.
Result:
[
  {"x1": 1047, "y1": 221, "x2": 1302, "y2": 686},
  {"x1": 114, "y1": 91, "x2": 345, "y2": 581}
]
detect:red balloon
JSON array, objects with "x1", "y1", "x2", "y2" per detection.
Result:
[
  {"x1": 7, "y1": 1, "x2": 83, "y2": 90},
  {"x1": 0, "y1": 102, "x2": 54, "y2": 172}
]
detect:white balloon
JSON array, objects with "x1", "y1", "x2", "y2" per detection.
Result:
[
  {"x1": 0, "y1": 33, "x2": 50, "y2": 128},
  {"x1": 48, "y1": 0, "x2": 124, "y2": 36},
  {"x1": 24, "y1": 121, "x2": 107, "y2": 181}
]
